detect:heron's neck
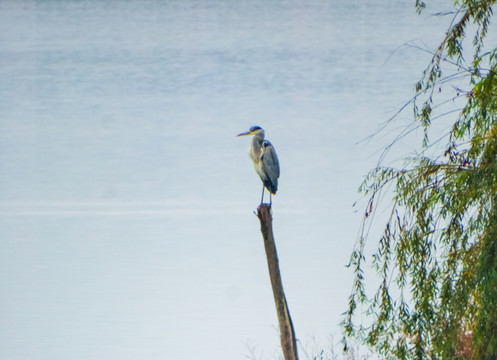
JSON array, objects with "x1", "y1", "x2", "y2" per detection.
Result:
[
  {"x1": 251, "y1": 135, "x2": 264, "y2": 160},
  {"x1": 252, "y1": 134, "x2": 264, "y2": 146},
  {"x1": 254, "y1": 132, "x2": 265, "y2": 143}
]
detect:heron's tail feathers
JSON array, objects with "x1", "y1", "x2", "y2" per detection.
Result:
[{"x1": 264, "y1": 179, "x2": 278, "y2": 195}]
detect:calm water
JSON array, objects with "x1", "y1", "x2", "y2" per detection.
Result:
[{"x1": 0, "y1": 1, "x2": 472, "y2": 359}]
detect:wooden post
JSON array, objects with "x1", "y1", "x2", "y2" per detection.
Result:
[{"x1": 257, "y1": 204, "x2": 298, "y2": 360}]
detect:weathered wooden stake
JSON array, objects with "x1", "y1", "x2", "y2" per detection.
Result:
[{"x1": 256, "y1": 204, "x2": 298, "y2": 360}]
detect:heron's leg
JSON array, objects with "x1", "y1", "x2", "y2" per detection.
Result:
[
  {"x1": 261, "y1": 185, "x2": 265, "y2": 204},
  {"x1": 269, "y1": 193, "x2": 272, "y2": 206}
]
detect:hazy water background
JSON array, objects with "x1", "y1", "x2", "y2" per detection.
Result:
[{"x1": 0, "y1": 1, "x2": 486, "y2": 359}]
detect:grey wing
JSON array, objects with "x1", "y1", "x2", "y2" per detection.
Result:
[{"x1": 262, "y1": 140, "x2": 280, "y2": 193}]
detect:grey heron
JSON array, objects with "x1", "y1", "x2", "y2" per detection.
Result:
[{"x1": 237, "y1": 126, "x2": 280, "y2": 205}]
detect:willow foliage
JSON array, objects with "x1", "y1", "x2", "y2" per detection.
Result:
[{"x1": 344, "y1": 1, "x2": 497, "y2": 359}]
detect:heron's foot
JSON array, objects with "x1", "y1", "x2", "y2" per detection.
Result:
[{"x1": 257, "y1": 202, "x2": 271, "y2": 211}]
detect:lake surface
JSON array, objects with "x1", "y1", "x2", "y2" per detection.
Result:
[{"x1": 0, "y1": 1, "x2": 485, "y2": 359}]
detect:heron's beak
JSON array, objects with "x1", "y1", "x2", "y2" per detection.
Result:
[{"x1": 236, "y1": 131, "x2": 252, "y2": 137}]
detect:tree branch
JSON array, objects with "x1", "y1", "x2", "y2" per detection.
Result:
[{"x1": 257, "y1": 204, "x2": 298, "y2": 360}]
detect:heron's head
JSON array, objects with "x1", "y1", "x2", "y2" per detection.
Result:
[{"x1": 237, "y1": 126, "x2": 265, "y2": 138}]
